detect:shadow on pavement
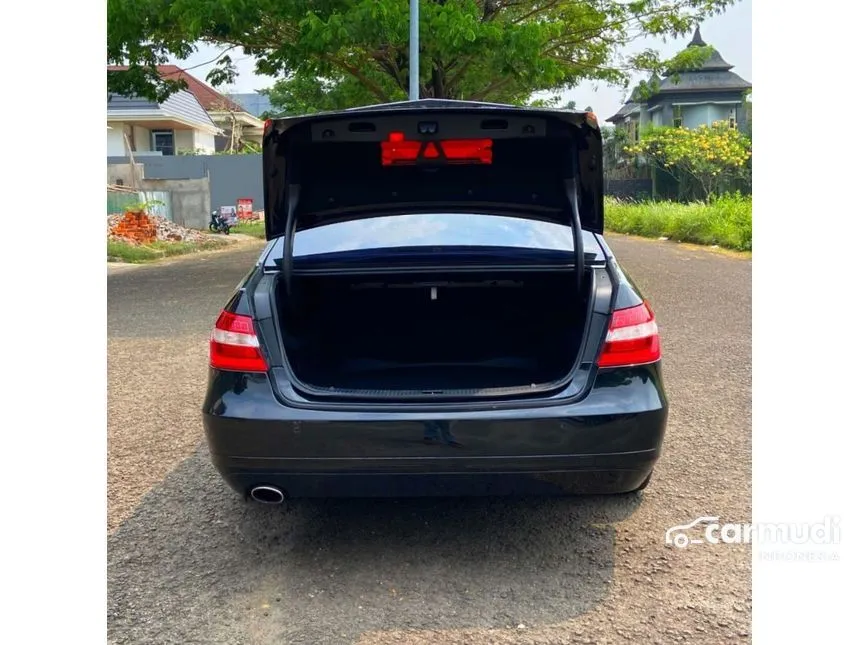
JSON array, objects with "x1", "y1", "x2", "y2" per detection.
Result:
[{"x1": 108, "y1": 447, "x2": 641, "y2": 644}]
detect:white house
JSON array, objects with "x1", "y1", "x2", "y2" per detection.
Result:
[
  {"x1": 106, "y1": 86, "x2": 222, "y2": 157},
  {"x1": 153, "y1": 65, "x2": 266, "y2": 151}
]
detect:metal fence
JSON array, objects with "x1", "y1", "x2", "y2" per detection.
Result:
[
  {"x1": 107, "y1": 187, "x2": 173, "y2": 220},
  {"x1": 107, "y1": 189, "x2": 139, "y2": 216},
  {"x1": 107, "y1": 154, "x2": 263, "y2": 216}
]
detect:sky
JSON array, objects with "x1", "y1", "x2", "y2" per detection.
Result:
[{"x1": 168, "y1": 0, "x2": 751, "y2": 125}]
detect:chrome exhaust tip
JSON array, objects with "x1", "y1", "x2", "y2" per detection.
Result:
[{"x1": 249, "y1": 485, "x2": 285, "y2": 504}]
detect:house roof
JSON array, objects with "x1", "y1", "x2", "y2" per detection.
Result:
[
  {"x1": 606, "y1": 100, "x2": 641, "y2": 124},
  {"x1": 155, "y1": 65, "x2": 248, "y2": 113},
  {"x1": 657, "y1": 26, "x2": 751, "y2": 93},
  {"x1": 606, "y1": 79, "x2": 652, "y2": 123},
  {"x1": 107, "y1": 65, "x2": 248, "y2": 113},
  {"x1": 106, "y1": 83, "x2": 221, "y2": 134},
  {"x1": 684, "y1": 26, "x2": 733, "y2": 71},
  {"x1": 656, "y1": 70, "x2": 751, "y2": 94}
]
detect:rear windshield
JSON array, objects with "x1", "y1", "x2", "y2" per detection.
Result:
[{"x1": 292, "y1": 213, "x2": 574, "y2": 257}]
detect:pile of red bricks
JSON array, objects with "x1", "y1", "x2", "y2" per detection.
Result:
[{"x1": 110, "y1": 211, "x2": 157, "y2": 244}]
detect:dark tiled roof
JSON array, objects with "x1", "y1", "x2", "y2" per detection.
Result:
[
  {"x1": 658, "y1": 70, "x2": 751, "y2": 93},
  {"x1": 688, "y1": 26, "x2": 707, "y2": 47},
  {"x1": 606, "y1": 78, "x2": 655, "y2": 123},
  {"x1": 606, "y1": 100, "x2": 641, "y2": 124},
  {"x1": 696, "y1": 50, "x2": 734, "y2": 72},
  {"x1": 659, "y1": 26, "x2": 750, "y2": 91},
  {"x1": 681, "y1": 26, "x2": 734, "y2": 72}
]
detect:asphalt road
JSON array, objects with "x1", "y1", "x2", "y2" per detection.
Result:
[{"x1": 107, "y1": 236, "x2": 751, "y2": 644}]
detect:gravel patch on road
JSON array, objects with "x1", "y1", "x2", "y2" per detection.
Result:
[
  {"x1": 108, "y1": 245, "x2": 264, "y2": 533},
  {"x1": 107, "y1": 335, "x2": 208, "y2": 532}
]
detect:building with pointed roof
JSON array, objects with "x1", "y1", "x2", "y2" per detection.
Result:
[
  {"x1": 107, "y1": 65, "x2": 265, "y2": 155},
  {"x1": 607, "y1": 26, "x2": 751, "y2": 138}
]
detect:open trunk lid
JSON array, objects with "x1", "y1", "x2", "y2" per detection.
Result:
[{"x1": 262, "y1": 99, "x2": 604, "y2": 241}]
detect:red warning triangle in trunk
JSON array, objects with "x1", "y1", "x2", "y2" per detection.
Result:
[{"x1": 423, "y1": 141, "x2": 440, "y2": 158}]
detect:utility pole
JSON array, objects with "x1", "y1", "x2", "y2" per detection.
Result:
[{"x1": 409, "y1": 0, "x2": 419, "y2": 100}]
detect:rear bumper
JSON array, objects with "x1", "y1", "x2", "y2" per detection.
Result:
[{"x1": 202, "y1": 364, "x2": 668, "y2": 496}]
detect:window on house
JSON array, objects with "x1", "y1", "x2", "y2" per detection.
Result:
[
  {"x1": 673, "y1": 105, "x2": 683, "y2": 128},
  {"x1": 151, "y1": 130, "x2": 175, "y2": 156},
  {"x1": 625, "y1": 119, "x2": 639, "y2": 141},
  {"x1": 728, "y1": 107, "x2": 737, "y2": 129}
]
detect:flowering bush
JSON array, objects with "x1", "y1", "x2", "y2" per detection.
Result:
[{"x1": 626, "y1": 121, "x2": 751, "y2": 199}]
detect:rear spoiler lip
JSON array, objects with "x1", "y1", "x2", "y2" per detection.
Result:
[{"x1": 266, "y1": 100, "x2": 599, "y2": 136}]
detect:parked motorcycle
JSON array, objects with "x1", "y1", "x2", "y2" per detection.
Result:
[{"x1": 209, "y1": 210, "x2": 233, "y2": 235}]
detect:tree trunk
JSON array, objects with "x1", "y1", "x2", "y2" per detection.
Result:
[{"x1": 431, "y1": 64, "x2": 445, "y2": 99}]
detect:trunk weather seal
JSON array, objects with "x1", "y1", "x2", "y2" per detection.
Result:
[
  {"x1": 283, "y1": 374, "x2": 574, "y2": 402},
  {"x1": 291, "y1": 263, "x2": 580, "y2": 276}
]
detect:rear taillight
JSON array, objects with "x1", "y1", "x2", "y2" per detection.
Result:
[
  {"x1": 597, "y1": 301, "x2": 661, "y2": 368},
  {"x1": 209, "y1": 310, "x2": 268, "y2": 372}
]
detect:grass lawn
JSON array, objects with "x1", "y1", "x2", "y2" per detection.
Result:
[
  {"x1": 107, "y1": 238, "x2": 231, "y2": 264},
  {"x1": 604, "y1": 193, "x2": 752, "y2": 252},
  {"x1": 232, "y1": 220, "x2": 266, "y2": 238}
]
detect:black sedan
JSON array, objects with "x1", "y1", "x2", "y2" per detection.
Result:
[{"x1": 202, "y1": 100, "x2": 668, "y2": 503}]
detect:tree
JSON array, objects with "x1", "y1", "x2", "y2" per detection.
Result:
[
  {"x1": 626, "y1": 121, "x2": 751, "y2": 198},
  {"x1": 601, "y1": 125, "x2": 627, "y2": 168},
  {"x1": 108, "y1": 0, "x2": 737, "y2": 111},
  {"x1": 207, "y1": 88, "x2": 248, "y2": 153},
  {"x1": 261, "y1": 74, "x2": 379, "y2": 117}
]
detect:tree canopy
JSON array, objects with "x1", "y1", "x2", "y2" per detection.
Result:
[{"x1": 108, "y1": 0, "x2": 737, "y2": 114}]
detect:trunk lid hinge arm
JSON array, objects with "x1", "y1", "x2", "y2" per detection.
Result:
[
  {"x1": 281, "y1": 183, "x2": 301, "y2": 299},
  {"x1": 565, "y1": 177, "x2": 585, "y2": 291}
]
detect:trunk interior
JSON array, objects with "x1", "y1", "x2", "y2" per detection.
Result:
[{"x1": 276, "y1": 270, "x2": 590, "y2": 397}]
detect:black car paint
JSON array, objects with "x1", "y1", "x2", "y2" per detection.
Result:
[
  {"x1": 262, "y1": 100, "x2": 605, "y2": 239},
  {"x1": 202, "y1": 219, "x2": 665, "y2": 497},
  {"x1": 203, "y1": 363, "x2": 666, "y2": 497}
]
